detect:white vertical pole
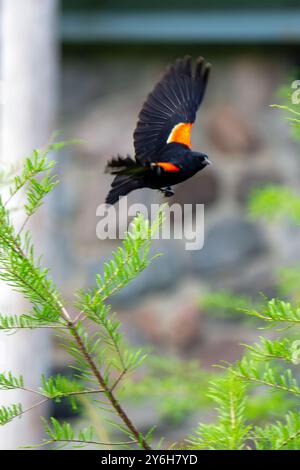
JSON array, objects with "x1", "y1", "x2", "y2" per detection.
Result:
[{"x1": 0, "y1": 0, "x2": 58, "y2": 449}]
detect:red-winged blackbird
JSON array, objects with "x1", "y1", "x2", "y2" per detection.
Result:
[{"x1": 105, "y1": 56, "x2": 211, "y2": 205}]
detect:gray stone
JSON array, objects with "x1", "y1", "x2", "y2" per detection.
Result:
[
  {"x1": 206, "y1": 104, "x2": 261, "y2": 155},
  {"x1": 190, "y1": 217, "x2": 267, "y2": 276}
]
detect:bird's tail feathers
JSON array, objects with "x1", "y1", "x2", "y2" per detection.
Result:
[
  {"x1": 106, "y1": 175, "x2": 142, "y2": 205},
  {"x1": 105, "y1": 155, "x2": 146, "y2": 205},
  {"x1": 105, "y1": 154, "x2": 144, "y2": 176}
]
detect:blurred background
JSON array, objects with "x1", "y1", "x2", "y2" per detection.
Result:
[{"x1": 1, "y1": 0, "x2": 300, "y2": 449}]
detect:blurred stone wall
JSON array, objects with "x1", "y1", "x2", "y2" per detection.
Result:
[{"x1": 48, "y1": 48, "x2": 300, "y2": 366}]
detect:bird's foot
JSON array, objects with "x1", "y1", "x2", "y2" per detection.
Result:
[{"x1": 160, "y1": 187, "x2": 174, "y2": 198}]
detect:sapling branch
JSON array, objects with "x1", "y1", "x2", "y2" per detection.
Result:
[
  {"x1": 0, "y1": 142, "x2": 162, "y2": 449},
  {"x1": 1, "y1": 227, "x2": 153, "y2": 449},
  {"x1": 42, "y1": 438, "x2": 138, "y2": 448},
  {"x1": 111, "y1": 368, "x2": 129, "y2": 392},
  {"x1": 67, "y1": 322, "x2": 152, "y2": 450},
  {"x1": 7, "y1": 397, "x2": 49, "y2": 424},
  {"x1": 233, "y1": 370, "x2": 300, "y2": 397},
  {"x1": 278, "y1": 428, "x2": 300, "y2": 450}
]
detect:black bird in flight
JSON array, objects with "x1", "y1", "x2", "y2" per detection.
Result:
[{"x1": 105, "y1": 56, "x2": 211, "y2": 205}]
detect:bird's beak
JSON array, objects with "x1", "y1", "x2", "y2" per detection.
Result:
[{"x1": 205, "y1": 157, "x2": 212, "y2": 165}]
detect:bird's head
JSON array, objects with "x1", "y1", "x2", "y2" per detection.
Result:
[{"x1": 192, "y1": 152, "x2": 212, "y2": 170}]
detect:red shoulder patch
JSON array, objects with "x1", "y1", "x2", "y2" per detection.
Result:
[{"x1": 156, "y1": 162, "x2": 180, "y2": 172}]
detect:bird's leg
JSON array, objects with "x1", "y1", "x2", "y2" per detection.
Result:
[{"x1": 160, "y1": 186, "x2": 174, "y2": 198}]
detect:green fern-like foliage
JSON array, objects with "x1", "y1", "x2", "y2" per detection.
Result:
[
  {"x1": 0, "y1": 139, "x2": 164, "y2": 450},
  {"x1": 254, "y1": 412, "x2": 300, "y2": 450},
  {"x1": 189, "y1": 294, "x2": 300, "y2": 449},
  {"x1": 187, "y1": 372, "x2": 251, "y2": 450},
  {"x1": 0, "y1": 372, "x2": 24, "y2": 390},
  {"x1": 0, "y1": 403, "x2": 23, "y2": 425},
  {"x1": 3, "y1": 114, "x2": 300, "y2": 450},
  {"x1": 188, "y1": 99, "x2": 300, "y2": 450}
]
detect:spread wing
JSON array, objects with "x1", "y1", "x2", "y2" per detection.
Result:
[{"x1": 133, "y1": 56, "x2": 210, "y2": 163}]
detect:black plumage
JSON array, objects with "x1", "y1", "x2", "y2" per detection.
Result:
[{"x1": 105, "y1": 56, "x2": 211, "y2": 205}]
